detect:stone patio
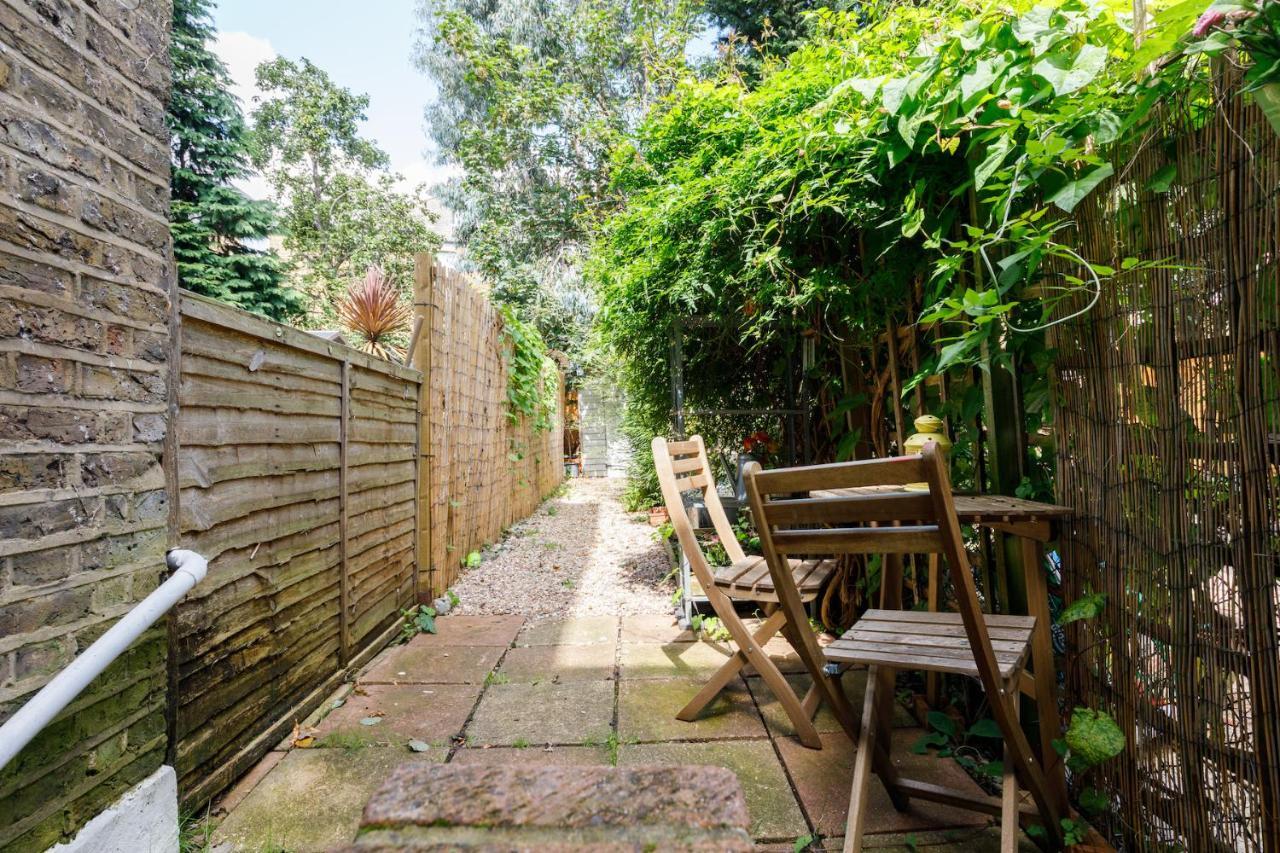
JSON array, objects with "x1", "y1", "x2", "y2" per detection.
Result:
[{"x1": 211, "y1": 613, "x2": 1023, "y2": 851}]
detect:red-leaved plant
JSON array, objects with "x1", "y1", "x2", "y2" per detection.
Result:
[{"x1": 338, "y1": 265, "x2": 410, "y2": 360}]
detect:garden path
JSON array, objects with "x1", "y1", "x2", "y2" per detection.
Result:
[{"x1": 204, "y1": 477, "x2": 1030, "y2": 851}]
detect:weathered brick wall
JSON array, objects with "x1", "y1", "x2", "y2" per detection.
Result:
[{"x1": 0, "y1": 1, "x2": 174, "y2": 849}]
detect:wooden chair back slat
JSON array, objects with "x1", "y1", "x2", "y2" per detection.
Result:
[
  {"x1": 769, "y1": 526, "x2": 944, "y2": 555},
  {"x1": 764, "y1": 492, "x2": 934, "y2": 525},
  {"x1": 750, "y1": 455, "x2": 929, "y2": 493},
  {"x1": 651, "y1": 436, "x2": 745, "y2": 578}
]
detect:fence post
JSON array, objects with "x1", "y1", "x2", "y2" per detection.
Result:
[
  {"x1": 413, "y1": 253, "x2": 436, "y2": 602},
  {"x1": 338, "y1": 359, "x2": 351, "y2": 666}
]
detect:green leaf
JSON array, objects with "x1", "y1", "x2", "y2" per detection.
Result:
[
  {"x1": 1065, "y1": 707, "x2": 1126, "y2": 768},
  {"x1": 973, "y1": 137, "x2": 1012, "y2": 192},
  {"x1": 966, "y1": 718, "x2": 1003, "y2": 739},
  {"x1": 1059, "y1": 591, "x2": 1107, "y2": 625},
  {"x1": 1146, "y1": 164, "x2": 1177, "y2": 193},
  {"x1": 1079, "y1": 786, "x2": 1110, "y2": 815},
  {"x1": 793, "y1": 834, "x2": 814, "y2": 852},
  {"x1": 960, "y1": 58, "x2": 999, "y2": 103},
  {"x1": 927, "y1": 710, "x2": 957, "y2": 737},
  {"x1": 1048, "y1": 163, "x2": 1113, "y2": 213},
  {"x1": 1033, "y1": 43, "x2": 1108, "y2": 96}
]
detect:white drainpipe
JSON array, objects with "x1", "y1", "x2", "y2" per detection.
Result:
[{"x1": 0, "y1": 549, "x2": 208, "y2": 772}]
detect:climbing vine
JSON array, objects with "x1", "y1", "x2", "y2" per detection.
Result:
[{"x1": 500, "y1": 304, "x2": 560, "y2": 433}]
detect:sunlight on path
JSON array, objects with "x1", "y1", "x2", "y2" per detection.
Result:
[{"x1": 451, "y1": 478, "x2": 674, "y2": 621}]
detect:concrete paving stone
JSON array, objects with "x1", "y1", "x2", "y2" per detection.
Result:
[
  {"x1": 214, "y1": 750, "x2": 285, "y2": 815},
  {"x1": 466, "y1": 680, "x2": 615, "y2": 747},
  {"x1": 618, "y1": 676, "x2": 767, "y2": 742},
  {"x1": 516, "y1": 616, "x2": 619, "y2": 646},
  {"x1": 419, "y1": 614, "x2": 525, "y2": 646},
  {"x1": 620, "y1": 613, "x2": 696, "y2": 644},
  {"x1": 361, "y1": 640, "x2": 503, "y2": 685},
  {"x1": 450, "y1": 745, "x2": 613, "y2": 766},
  {"x1": 749, "y1": 672, "x2": 914, "y2": 741},
  {"x1": 312, "y1": 683, "x2": 483, "y2": 748},
  {"x1": 618, "y1": 740, "x2": 808, "y2": 842},
  {"x1": 497, "y1": 641, "x2": 617, "y2": 683},
  {"x1": 775, "y1": 730, "x2": 990, "y2": 838},
  {"x1": 618, "y1": 641, "x2": 735, "y2": 680},
  {"x1": 211, "y1": 746, "x2": 445, "y2": 852}
]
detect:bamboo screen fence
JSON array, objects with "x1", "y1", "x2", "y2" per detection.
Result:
[
  {"x1": 416, "y1": 257, "x2": 564, "y2": 597},
  {"x1": 1052, "y1": 78, "x2": 1280, "y2": 852}
]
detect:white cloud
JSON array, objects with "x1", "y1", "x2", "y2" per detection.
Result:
[{"x1": 213, "y1": 31, "x2": 277, "y2": 114}]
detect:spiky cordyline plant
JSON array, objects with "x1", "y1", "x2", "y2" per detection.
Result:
[{"x1": 338, "y1": 265, "x2": 411, "y2": 360}]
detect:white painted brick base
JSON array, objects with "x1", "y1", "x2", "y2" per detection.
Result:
[{"x1": 49, "y1": 766, "x2": 178, "y2": 853}]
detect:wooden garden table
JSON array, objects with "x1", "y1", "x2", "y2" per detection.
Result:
[{"x1": 811, "y1": 486, "x2": 1073, "y2": 815}]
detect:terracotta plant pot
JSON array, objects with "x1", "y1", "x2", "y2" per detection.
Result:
[
  {"x1": 648, "y1": 506, "x2": 669, "y2": 527},
  {"x1": 1254, "y1": 82, "x2": 1280, "y2": 136}
]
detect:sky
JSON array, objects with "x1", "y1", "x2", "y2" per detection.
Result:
[{"x1": 211, "y1": 0, "x2": 459, "y2": 216}]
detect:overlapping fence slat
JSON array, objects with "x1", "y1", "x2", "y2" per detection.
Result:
[
  {"x1": 1053, "y1": 78, "x2": 1280, "y2": 852},
  {"x1": 418, "y1": 258, "x2": 564, "y2": 597},
  {"x1": 172, "y1": 293, "x2": 420, "y2": 806}
]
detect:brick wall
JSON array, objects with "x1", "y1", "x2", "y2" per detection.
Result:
[{"x1": 0, "y1": 1, "x2": 174, "y2": 849}]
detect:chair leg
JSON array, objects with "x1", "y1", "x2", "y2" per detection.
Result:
[
  {"x1": 801, "y1": 679, "x2": 822, "y2": 721},
  {"x1": 1001, "y1": 681, "x2": 1021, "y2": 853},
  {"x1": 678, "y1": 608, "x2": 786, "y2": 721},
  {"x1": 843, "y1": 664, "x2": 881, "y2": 853}
]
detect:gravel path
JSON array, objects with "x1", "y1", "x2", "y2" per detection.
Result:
[{"x1": 451, "y1": 477, "x2": 676, "y2": 621}]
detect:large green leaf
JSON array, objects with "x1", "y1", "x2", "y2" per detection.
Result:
[
  {"x1": 1033, "y1": 43, "x2": 1108, "y2": 96},
  {"x1": 1065, "y1": 707, "x2": 1126, "y2": 768},
  {"x1": 973, "y1": 136, "x2": 1012, "y2": 192},
  {"x1": 1058, "y1": 591, "x2": 1107, "y2": 625},
  {"x1": 1048, "y1": 163, "x2": 1113, "y2": 212}
]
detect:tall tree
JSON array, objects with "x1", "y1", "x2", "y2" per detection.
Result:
[
  {"x1": 168, "y1": 0, "x2": 301, "y2": 320},
  {"x1": 250, "y1": 57, "x2": 440, "y2": 323},
  {"x1": 412, "y1": 0, "x2": 700, "y2": 353}
]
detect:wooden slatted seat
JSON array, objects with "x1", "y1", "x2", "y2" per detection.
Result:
[
  {"x1": 826, "y1": 610, "x2": 1034, "y2": 681},
  {"x1": 713, "y1": 557, "x2": 835, "y2": 602}
]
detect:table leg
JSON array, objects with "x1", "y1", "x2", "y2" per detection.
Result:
[{"x1": 1021, "y1": 536, "x2": 1069, "y2": 815}]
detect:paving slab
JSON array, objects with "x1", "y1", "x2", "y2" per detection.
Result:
[
  {"x1": 313, "y1": 683, "x2": 483, "y2": 748},
  {"x1": 421, "y1": 615, "x2": 525, "y2": 646},
  {"x1": 466, "y1": 680, "x2": 614, "y2": 747},
  {"x1": 340, "y1": 764, "x2": 753, "y2": 851},
  {"x1": 516, "y1": 616, "x2": 618, "y2": 646},
  {"x1": 361, "y1": 640, "x2": 503, "y2": 684},
  {"x1": 749, "y1": 672, "x2": 914, "y2": 741},
  {"x1": 497, "y1": 641, "x2": 616, "y2": 683},
  {"x1": 619, "y1": 641, "x2": 734, "y2": 680},
  {"x1": 620, "y1": 613, "x2": 696, "y2": 644},
  {"x1": 618, "y1": 676, "x2": 766, "y2": 742},
  {"x1": 856, "y1": 826, "x2": 1035, "y2": 850},
  {"x1": 618, "y1": 739, "x2": 808, "y2": 842},
  {"x1": 775, "y1": 730, "x2": 990, "y2": 838},
  {"x1": 212, "y1": 746, "x2": 445, "y2": 853},
  {"x1": 450, "y1": 745, "x2": 612, "y2": 766}
]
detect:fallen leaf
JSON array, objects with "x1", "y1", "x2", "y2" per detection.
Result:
[
  {"x1": 360, "y1": 716, "x2": 383, "y2": 726},
  {"x1": 407, "y1": 739, "x2": 431, "y2": 753}
]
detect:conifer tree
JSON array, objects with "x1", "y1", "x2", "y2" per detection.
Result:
[{"x1": 168, "y1": 0, "x2": 301, "y2": 320}]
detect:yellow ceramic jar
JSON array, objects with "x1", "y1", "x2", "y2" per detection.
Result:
[{"x1": 902, "y1": 414, "x2": 951, "y2": 490}]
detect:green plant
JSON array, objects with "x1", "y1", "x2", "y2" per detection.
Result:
[
  {"x1": 500, "y1": 304, "x2": 560, "y2": 433},
  {"x1": 399, "y1": 604, "x2": 438, "y2": 641},
  {"x1": 512, "y1": 737, "x2": 531, "y2": 748},
  {"x1": 485, "y1": 671, "x2": 510, "y2": 686},
  {"x1": 463, "y1": 551, "x2": 483, "y2": 569},
  {"x1": 911, "y1": 710, "x2": 1007, "y2": 781},
  {"x1": 338, "y1": 265, "x2": 412, "y2": 360},
  {"x1": 178, "y1": 808, "x2": 215, "y2": 853},
  {"x1": 690, "y1": 614, "x2": 732, "y2": 643}
]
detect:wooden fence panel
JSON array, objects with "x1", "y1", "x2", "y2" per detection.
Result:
[{"x1": 172, "y1": 293, "x2": 421, "y2": 806}]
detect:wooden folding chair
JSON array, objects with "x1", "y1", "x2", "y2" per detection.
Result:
[
  {"x1": 652, "y1": 435, "x2": 836, "y2": 749},
  {"x1": 745, "y1": 443, "x2": 1065, "y2": 851}
]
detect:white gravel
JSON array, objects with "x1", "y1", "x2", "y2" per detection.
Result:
[{"x1": 450, "y1": 477, "x2": 677, "y2": 621}]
